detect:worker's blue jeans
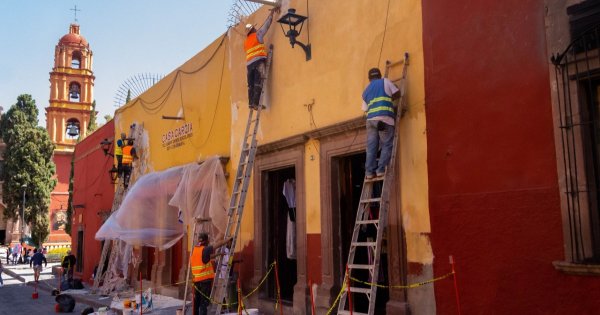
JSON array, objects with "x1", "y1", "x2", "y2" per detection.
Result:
[{"x1": 366, "y1": 120, "x2": 395, "y2": 176}]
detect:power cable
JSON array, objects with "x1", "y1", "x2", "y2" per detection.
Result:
[
  {"x1": 377, "y1": 0, "x2": 391, "y2": 66},
  {"x1": 191, "y1": 39, "x2": 228, "y2": 150}
]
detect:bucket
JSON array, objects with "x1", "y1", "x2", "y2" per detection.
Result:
[
  {"x1": 176, "y1": 309, "x2": 184, "y2": 315},
  {"x1": 32, "y1": 291, "x2": 39, "y2": 299}
]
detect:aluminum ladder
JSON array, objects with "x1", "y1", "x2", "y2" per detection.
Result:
[
  {"x1": 210, "y1": 45, "x2": 274, "y2": 314},
  {"x1": 337, "y1": 53, "x2": 409, "y2": 315}
]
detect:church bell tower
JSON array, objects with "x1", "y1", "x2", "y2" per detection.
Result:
[
  {"x1": 46, "y1": 23, "x2": 94, "y2": 152},
  {"x1": 43, "y1": 23, "x2": 95, "y2": 247}
]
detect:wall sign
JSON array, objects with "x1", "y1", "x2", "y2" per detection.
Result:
[{"x1": 162, "y1": 122, "x2": 193, "y2": 150}]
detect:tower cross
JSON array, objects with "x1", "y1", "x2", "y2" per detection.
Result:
[{"x1": 70, "y1": 5, "x2": 81, "y2": 22}]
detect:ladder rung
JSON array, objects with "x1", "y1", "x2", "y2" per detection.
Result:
[
  {"x1": 348, "y1": 264, "x2": 374, "y2": 270},
  {"x1": 356, "y1": 219, "x2": 379, "y2": 225},
  {"x1": 365, "y1": 176, "x2": 384, "y2": 183},
  {"x1": 346, "y1": 287, "x2": 372, "y2": 294},
  {"x1": 360, "y1": 198, "x2": 382, "y2": 204},
  {"x1": 351, "y1": 242, "x2": 377, "y2": 247},
  {"x1": 338, "y1": 310, "x2": 368, "y2": 315}
]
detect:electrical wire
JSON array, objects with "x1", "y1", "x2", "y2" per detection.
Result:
[
  {"x1": 190, "y1": 39, "x2": 228, "y2": 150},
  {"x1": 377, "y1": 0, "x2": 392, "y2": 66},
  {"x1": 118, "y1": 33, "x2": 228, "y2": 115}
]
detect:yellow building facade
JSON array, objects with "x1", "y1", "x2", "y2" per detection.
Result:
[{"x1": 115, "y1": 0, "x2": 432, "y2": 313}]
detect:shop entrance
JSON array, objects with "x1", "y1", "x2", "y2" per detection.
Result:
[
  {"x1": 331, "y1": 152, "x2": 389, "y2": 314},
  {"x1": 262, "y1": 166, "x2": 297, "y2": 303}
]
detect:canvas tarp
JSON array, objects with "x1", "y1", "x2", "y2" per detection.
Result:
[{"x1": 95, "y1": 156, "x2": 228, "y2": 250}]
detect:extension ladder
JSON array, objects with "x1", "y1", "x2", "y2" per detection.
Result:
[
  {"x1": 210, "y1": 45, "x2": 274, "y2": 314},
  {"x1": 92, "y1": 123, "x2": 144, "y2": 294},
  {"x1": 337, "y1": 53, "x2": 409, "y2": 315}
]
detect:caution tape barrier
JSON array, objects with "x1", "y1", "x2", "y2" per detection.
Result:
[
  {"x1": 192, "y1": 261, "x2": 276, "y2": 308},
  {"x1": 325, "y1": 271, "x2": 455, "y2": 314}
]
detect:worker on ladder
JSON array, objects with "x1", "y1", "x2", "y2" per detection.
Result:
[
  {"x1": 115, "y1": 132, "x2": 126, "y2": 176},
  {"x1": 362, "y1": 67, "x2": 401, "y2": 179},
  {"x1": 121, "y1": 139, "x2": 137, "y2": 188},
  {"x1": 244, "y1": 7, "x2": 279, "y2": 110},
  {"x1": 190, "y1": 233, "x2": 232, "y2": 315}
]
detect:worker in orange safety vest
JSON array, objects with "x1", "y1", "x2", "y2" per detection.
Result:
[
  {"x1": 121, "y1": 139, "x2": 137, "y2": 188},
  {"x1": 244, "y1": 7, "x2": 279, "y2": 110},
  {"x1": 191, "y1": 233, "x2": 232, "y2": 315}
]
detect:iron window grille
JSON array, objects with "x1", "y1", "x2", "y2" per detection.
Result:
[{"x1": 552, "y1": 24, "x2": 600, "y2": 264}]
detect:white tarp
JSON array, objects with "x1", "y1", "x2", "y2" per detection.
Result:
[{"x1": 96, "y1": 156, "x2": 228, "y2": 250}]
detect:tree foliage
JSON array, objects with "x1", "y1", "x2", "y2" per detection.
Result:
[
  {"x1": 87, "y1": 100, "x2": 98, "y2": 132},
  {"x1": 0, "y1": 94, "x2": 57, "y2": 246},
  {"x1": 65, "y1": 153, "x2": 75, "y2": 235}
]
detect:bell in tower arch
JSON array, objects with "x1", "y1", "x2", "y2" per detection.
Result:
[
  {"x1": 66, "y1": 119, "x2": 80, "y2": 138},
  {"x1": 69, "y1": 82, "x2": 80, "y2": 100}
]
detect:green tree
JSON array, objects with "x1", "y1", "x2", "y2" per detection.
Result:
[
  {"x1": 87, "y1": 100, "x2": 98, "y2": 132},
  {"x1": 0, "y1": 94, "x2": 57, "y2": 246},
  {"x1": 104, "y1": 114, "x2": 113, "y2": 123}
]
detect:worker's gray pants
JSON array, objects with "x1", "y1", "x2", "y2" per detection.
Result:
[{"x1": 247, "y1": 59, "x2": 266, "y2": 108}]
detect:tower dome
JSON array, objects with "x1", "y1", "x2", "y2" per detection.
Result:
[{"x1": 58, "y1": 24, "x2": 89, "y2": 47}]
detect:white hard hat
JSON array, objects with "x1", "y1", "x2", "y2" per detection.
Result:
[{"x1": 245, "y1": 23, "x2": 255, "y2": 34}]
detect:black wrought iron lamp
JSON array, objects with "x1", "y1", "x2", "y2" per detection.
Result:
[
  {"x1": 277, "y1": 8, "x2": 311, "y2": 61},
  {"x1": 100, "y1": 138, "x2": 113, "y2": 157},
  {"x1": 108, "y1": 165, "x2": 119, "y2": 184}
]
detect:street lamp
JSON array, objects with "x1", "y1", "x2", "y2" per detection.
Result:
[
  {"x1": 100, "y1": 138, "x2": 114, "y2": 157},
  {"x1": 277, "y1": 8, "x2": 311, "y2": 61}
]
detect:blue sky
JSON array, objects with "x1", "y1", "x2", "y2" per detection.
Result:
[{"x1": 0, "y1": 0, "x2": 239, "y2": 125}]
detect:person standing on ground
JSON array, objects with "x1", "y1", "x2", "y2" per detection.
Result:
[
  {"x1": 190, "y1": 233, "x2": 232, "y2": 315},
  {"x1": 244, "y1": 7, "x2": 279, "y2": 109},
  {"x1": 30, "y1": 248, "x2": 47, "y2": 283},
  {"x1": 6, "y1": 247, "x2": 11, "y2": 265},
  {"x1": 12, "y1": 243, "x2": 19, "y2": 265},
  {"x1": 0, "y1": 256, "x2": 4, "y2": 287},
  {"x1": 362, "y1": 67, "x2": 401, "y2": 179},
  {"x1": 61, "y1": 250, "x2": 77, "y2": 282}
]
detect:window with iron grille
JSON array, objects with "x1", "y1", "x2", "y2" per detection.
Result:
[{"x1": 552, "y1": 20, "x2": 600, "y2": 264}]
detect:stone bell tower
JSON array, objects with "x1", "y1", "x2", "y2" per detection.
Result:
[
  {"x1": 44, "y1": 23, "x2": 95, "y2": 248},
  {"x1": 46, "y1": 23, "x2": 94, "y2": 151}
]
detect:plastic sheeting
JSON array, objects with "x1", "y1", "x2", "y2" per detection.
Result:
[{"x1": 96, "y1": 156, "x2": 228, "y2": 250}]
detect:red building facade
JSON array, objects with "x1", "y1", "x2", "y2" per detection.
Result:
[
  {"x1": 70, "y1": 120, "x2": 115, "y2": 283},
  {"x1": 423, "y1": 0, "x2": 600, "y2": 313}
]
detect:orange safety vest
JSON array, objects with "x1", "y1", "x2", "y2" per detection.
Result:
[
  {"x1": 191, "y1": 245, "x2": 215, "y2": 282},
  {"x1": 122, "y1": 145, "x2": 133, "y2": 165},
  {"x1": 244, "y1": 33, "x2": 267, "y2": 62}
]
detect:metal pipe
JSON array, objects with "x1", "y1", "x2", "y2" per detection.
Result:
[{"x1": 244, "y1": 0, "x2": 279, "y2": 7}]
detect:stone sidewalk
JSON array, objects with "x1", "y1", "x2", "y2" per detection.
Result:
[{"x1": 0, "y1": 246, "x2": 190, "y2": 314}]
